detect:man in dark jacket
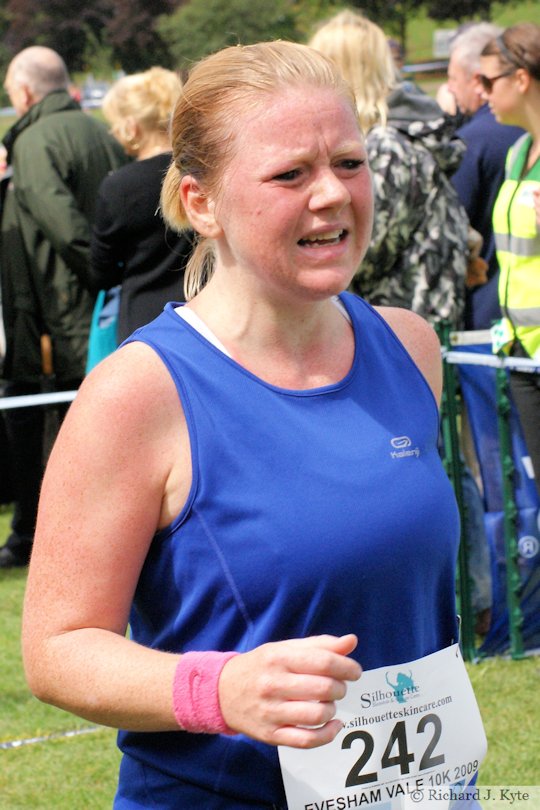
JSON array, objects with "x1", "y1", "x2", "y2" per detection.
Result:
[
  {"x1": 0, "y1": 46, "x2": 127, "y2": 567},
  {"x1": 447, "y1": 23, "x2": 523, "y2": 331}
]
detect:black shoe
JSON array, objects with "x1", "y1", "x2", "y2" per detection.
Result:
[
  {"x1": 0, "y1": 545, "x2": 30, "y2": 568},
  {"x1": 474, "y1": 608, "x2": 492, "y2": 637}
]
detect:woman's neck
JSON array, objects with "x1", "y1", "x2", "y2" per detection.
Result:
[
  {"x1": 136, "y1": 133, "x2": 171, "y2": 161},
  {"x1": 187, "y1": 273, "x2": 354, "y2": 390}
]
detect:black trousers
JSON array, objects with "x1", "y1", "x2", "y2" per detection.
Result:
[
  {"x1": 2, "y1": 379, "x2": 80, "y2": 560},
  {"x1": 510, "y1": 343, "x2": 540, "y2": 498}
]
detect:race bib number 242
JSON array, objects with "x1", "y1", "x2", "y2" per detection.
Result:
[{"x1": 278, "y1": 644, "x2": 487, "y2": 810}]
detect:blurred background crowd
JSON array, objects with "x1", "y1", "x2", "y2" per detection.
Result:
[{"x1": 0, "y1": 2, "x2": 538, "y2": 647}]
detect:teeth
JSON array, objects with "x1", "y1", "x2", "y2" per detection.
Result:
[{"x1": 303, "y1": 229, "x2": 343, "y2": 242}]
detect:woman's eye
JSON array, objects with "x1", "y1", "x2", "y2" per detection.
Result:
[
  {"x1": 273, "y1": 169, "x2": 300, "y2": 181},
  {"x1": 339, "y1": 159, "x2": 365, "y2": 171}
]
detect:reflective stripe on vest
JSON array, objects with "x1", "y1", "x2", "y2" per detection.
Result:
[
  {"x1": 495, "y1": 232, "x2": 540, "y2": 256},
  {"x1": 505, "y1": 306, "x2": 540, "y2": 327}
]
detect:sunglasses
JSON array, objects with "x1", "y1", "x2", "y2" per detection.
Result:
[{"x1": 478, "y1": 70, "x2": 514, "y2": 93}]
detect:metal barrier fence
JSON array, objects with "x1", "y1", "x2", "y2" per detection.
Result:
[
  {"x1": 1, "y1": 331, "x2": 539, "y2": 663},
  {"x1": 438, "y1": 325, "x2": 540, "y2": 662},
  {"x1": 0, "y1": 390, "x2": 77, "y2": 410}
]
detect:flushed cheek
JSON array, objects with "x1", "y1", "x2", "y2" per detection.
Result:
[{"x1": 355, "y1": 193, "x2": 374, "y2": 244}]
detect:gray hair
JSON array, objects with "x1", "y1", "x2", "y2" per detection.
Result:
[
  {"x1": 450, "y1": 23, "x2": 503, "y2": 73},
  {"x1": 9, "y1": 46, "x2": 69, "y2": 100}
]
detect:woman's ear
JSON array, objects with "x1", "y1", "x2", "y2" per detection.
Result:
[
  {"x1": 124, "y1": 116, "x2": 136, "y2": 139},
  {"x1": 515, "y1": 67, "x2": 531, "y2": 94},
  {"x1": 180, "y1": 175, "x2": 223, "y2": 238},
  {"x1": 115, "y1": 116, "x2": 142, "y2": 155}
]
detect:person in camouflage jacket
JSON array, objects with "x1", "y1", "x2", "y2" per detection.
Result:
[
  {"x1": 309, "y1": 11, "x2": 470, "y2": 328},
  {"x1": 353, "y1": 84, "x2": 469, "y2": 328}
]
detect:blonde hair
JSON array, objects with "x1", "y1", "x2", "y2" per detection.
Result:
[
  {"x1": 102, "y1": 67, "x2": 182, "y2": 141},
  {"x1": 308, "y1": 10, "x2": 397, "y2": 133},
  {"x1": 161, "y1": 40, "x2": 358, "y2": 300}
]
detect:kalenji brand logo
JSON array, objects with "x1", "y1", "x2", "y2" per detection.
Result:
[
  {"x1": 391, "y1": 436, "x2": 411, "y2": 449},
  {"x1": 390, "y1": 436, "x2": 420, "y2": 459}
]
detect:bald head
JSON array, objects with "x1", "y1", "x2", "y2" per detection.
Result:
[{"x1": 5, "y1": 46, "x2": 69, "y2": 115}]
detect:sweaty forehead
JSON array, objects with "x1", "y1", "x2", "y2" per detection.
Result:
[{"x1": 231, "y1": 86, "x2": 361, "y2": 148}]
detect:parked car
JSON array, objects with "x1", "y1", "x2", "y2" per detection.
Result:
[{"x1": 81, "y1": 80, "x2": 110, "y2": 109}]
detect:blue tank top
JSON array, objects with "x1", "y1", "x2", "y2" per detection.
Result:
[{"x1": 117, "y1": 293, "x2": 459, "y2": 807}]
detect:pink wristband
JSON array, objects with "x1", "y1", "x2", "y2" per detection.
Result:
[{"x1": 172, "y1": 650, "x2": 239, "y2": 734}]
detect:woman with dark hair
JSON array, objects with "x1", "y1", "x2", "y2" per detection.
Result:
[{"x1": 480, "y1": 23, "x2": 540, "y2": 494}]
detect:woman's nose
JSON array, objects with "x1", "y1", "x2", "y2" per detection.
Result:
[{"x1": 309, "y1": 169, "x2": 351, "y2": 211}]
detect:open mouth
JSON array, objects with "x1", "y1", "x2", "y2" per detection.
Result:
[{"x1": 298, "y1": 229, "x2": 347, "y2": 247}]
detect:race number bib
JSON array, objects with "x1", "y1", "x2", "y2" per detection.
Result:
[
  {"x1": 278, "y1": 644, "x2": 487, "y2": 810},
  {"x1": 490, "y1": 318, "x2": 514, "y2": 355},
  {"x1": 516, "y1": 183, "x2": 539, "y2": 208}
]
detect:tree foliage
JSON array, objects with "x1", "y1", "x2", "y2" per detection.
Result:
[
  {"x1": 426, "y1": 0, "x2": 494, "y2": 21},
  {"x1": 347, "y1": 0, "x2": 420, "y2": 53},
  {"x1": 1, "y1": 0, "x2": 183, "y2": 74},
  {"x1": 157, "y1": 0, "x2": 301, "y2": 71},
  {"x1": 105, "y1": 0, "x2": 179, "y2": 72},
  {"x1": 4, "y1": 0, "x2": 113, "y2": 72},
  {"x1": 0, "y1": 0, "x2": 526, "y2": 80},
  {"x1": 291, "y1": 0, "x2": 344, "y2": 40},
  {"x1": 294, "y1": 0, "x2": 428, "y2": 55}
]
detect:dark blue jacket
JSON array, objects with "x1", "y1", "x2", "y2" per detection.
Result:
[{"x1": 451, "y1": 104, "x2": 523, "y2": 330}]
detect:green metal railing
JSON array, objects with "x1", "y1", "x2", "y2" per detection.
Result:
[
  {"x1": 438, "y1": 323, "x2": 476, "y2": 662},
  {"x1": 494, "y1": 361, "x2": 525, "y2": 660},
  {"x1": 438, "y1": 325, "x2": 531, "y2": 661}
]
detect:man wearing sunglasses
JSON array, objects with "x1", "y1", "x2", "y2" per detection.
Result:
[{"x1": 447, "y1": 23, "x2": 523, "y2": 331}]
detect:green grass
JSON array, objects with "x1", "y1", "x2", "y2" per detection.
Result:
[
  {"x1": 1, "y1": 728, "x2": 120, "y2": 810},
  {"x1": 467, "y1": 656, "x2": 540, "y2": 785},
  {"x1": 1, "y1": 508, "x2": 539, "y2": 807},
  {"x1": 0, "y1": 508, "x2": 121, "y2": 809},
  {"x1": 396, "y1": 0, "x2": 540, "y2": 64}
]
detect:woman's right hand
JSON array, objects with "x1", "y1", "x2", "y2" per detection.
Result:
[{"x1": 218, "y1": 634, "x2": 361, "y2": 747}]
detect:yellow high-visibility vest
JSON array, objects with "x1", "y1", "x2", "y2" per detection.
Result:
[{"x1": 493, "y1": 133, "x2": 540, "y2": 360}]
